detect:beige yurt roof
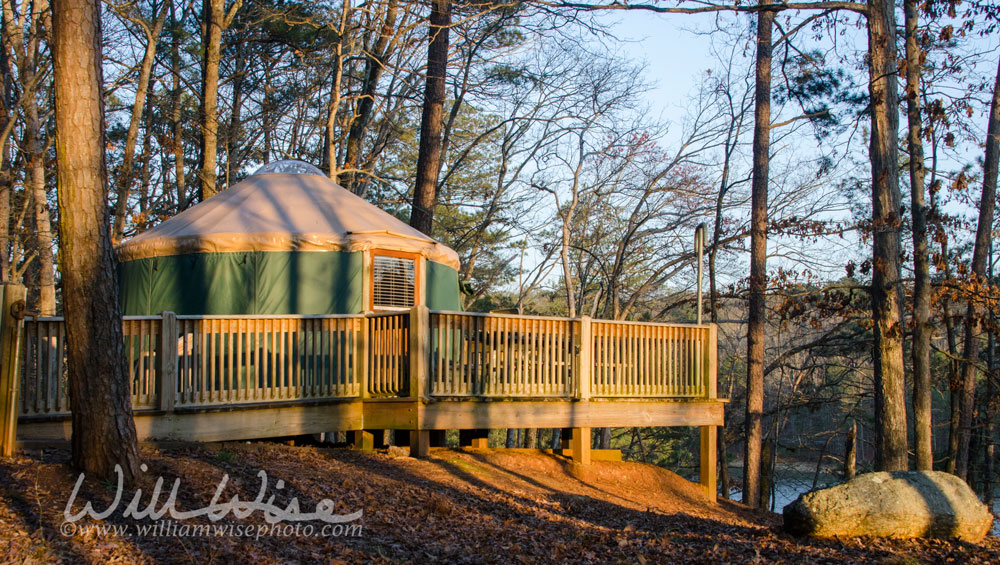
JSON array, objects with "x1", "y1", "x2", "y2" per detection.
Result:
[{"x1": 115, "y1": 163, "x2": 460, "y2": 269}]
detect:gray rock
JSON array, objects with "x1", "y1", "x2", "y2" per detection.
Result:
[{"x1": 783, "y1": 471, "x2": 994, "y2": 542}]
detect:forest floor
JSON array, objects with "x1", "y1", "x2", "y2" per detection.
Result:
[{"x1": 0, "y1": 442, "x2": 996, "y2": 564}]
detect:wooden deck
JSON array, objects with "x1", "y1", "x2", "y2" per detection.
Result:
[{"x1": 4, "y1": 304, "x2": 723, "y2": 499}]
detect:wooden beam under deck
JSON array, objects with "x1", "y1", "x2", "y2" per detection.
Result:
[{"x1": 17, "y1": 398, "x2": 724, "y2": 443}]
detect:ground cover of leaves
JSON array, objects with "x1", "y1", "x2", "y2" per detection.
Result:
[{"x1": 0, "y1": 443, "x2": 996, "y2": 564}]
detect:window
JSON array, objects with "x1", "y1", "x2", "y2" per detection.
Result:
[{"x1": 372, "y1": 252, "x2": 417, "y2": 309}]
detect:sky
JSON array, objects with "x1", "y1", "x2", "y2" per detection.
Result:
[{"x1": 599, "y1": 11, "x2": 729, "y2": 139}]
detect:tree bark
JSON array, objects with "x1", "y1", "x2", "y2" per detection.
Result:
[
  {"x1": 955, "y1": 55, "x2": 1000, "y2": 480},
  {"x1": 985, "y1": 284, "x2": 995, "y2": 508},
  {"x1": 5, "y1": 0, "x2": 55, "y2": 315},
  {"x1": 170, "y1": 3, "x2": 186, "y2": 209},
  {"x1": 21, "y1": 88, "x2": 55, "y2": 316},
  {"x1": 51, "y1": 0, "x2": 141, "y2": 481},
  {"x1": 324, "y1": 0, "x2": 350, "y2": 179},
  {"x1": 410, "y1": 0, "x2": 450, "y2": 236},
  {"x1": 225, "y1": 46, "x2": 245, "y2": 187},
  {"x1": 743, "y1": 0, "x2": 772, "y2": 509},
  {"x1": 944, "y1": 238, "x2": 961, "y2": 473},
  {"x1": 197, "y1": 0, "x2": 225, "y2": 201},
  {"x1": 867, "y1": 0, "x2": 908, "y2": 472},
  {"x1": 525, "y1": 427, "x2": 538, "y2": 449},
  {"x1": 0, "y1": 24, "x2": 13, "y2": 282},
  {"x1": 904, "y1": 0, "x2": 932, "y2": 471},
  {"x1": 845, "y1": 420, "x2": 857, "y2": 480}
]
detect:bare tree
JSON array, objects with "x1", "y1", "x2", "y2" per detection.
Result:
[
  {"x1": 3, "y1": 0, "x2": 55, "y2": 315},
  {"x1": 955, "y1": 54, "x2": 1000, "y2": 480},
  {"x1": 109, "y1": 0, "x2": 167, "y2": 241}
]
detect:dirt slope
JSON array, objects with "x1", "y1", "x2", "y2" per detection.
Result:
[{"x1": 0, "y1": 443, "x2": 996, "y2": 563}]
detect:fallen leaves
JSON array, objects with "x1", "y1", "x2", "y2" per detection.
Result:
[{"x1": 0, "y1": 444, "x2": 995, "y2": 564}]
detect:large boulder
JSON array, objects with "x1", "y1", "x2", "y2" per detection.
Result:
[{"x1": 783, "y1": 471, "x2": 994, "y2": 542}]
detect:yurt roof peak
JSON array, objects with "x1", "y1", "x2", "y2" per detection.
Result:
[{"x1": 115, "y1": 161, "x2": 460, "y2": 269}]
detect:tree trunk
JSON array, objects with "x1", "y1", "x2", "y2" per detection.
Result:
[
  {"x1": 410, "y1": 0, "x2": 450, "y2": 236},
  {"x1": 226, "y1": 47, "x2": 245, "y2": 187},
  {"x1": 955, "y1": 55, "x2": 1000, "y2": 480},
  {"x1": 325, "y1": 0, "x2": 350, "y2": 179},
  {"x1": 197, "y1": 0, "x2": 225, "y2": 201},
  {"x1": 138, "y1": 80, "x2": 154, "y2": 215},
  {"x1": 112, "y1": 2, "x2": 167, "y2": 242},
  {"x1": 743, "y1": 0, "x2": 772, "y2": 509},
  {"x1": 845, "y1": 420, "x2": 857, "y2": 480},
  {"x1": 7, "y1": 3, "x2": 56, "y2": 316},
  {"x1": 340, "y1": 0, "x2": 397, "y2": 194},
  {"x1": 985, "y1": 289, "x2": 995, "y2": 508},
  {"x1": 944, "y1": 241, "x2": 961, "y2": 473},
  {"x1": 867, "y1": 0, "x2": 908, "y2": 472},
  {"x1": 170, "y1": 4, "x2": 186, "y2": 209},
  {"x1": 24, "y1": 95, "x2": 55, "y2": 316},
  {"x1": 904, "y1": 0, "x2": 932, "y2": 471},
  {"x1": 760, "y1": 437, "x2": 774, "y2": 511},
  {"x1": 525, "y1": 427, "x2": 537, "y2": 449},
  {"x1": 711, "y1": 107, "x2": 739, "y2": 501},
  {"x1": 0, "y1": 30, "x2": 13, "y2": 282},
  {"x1": 51, "y1": 0, "x2": 141, "y2": 481}
]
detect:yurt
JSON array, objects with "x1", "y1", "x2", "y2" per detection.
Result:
[{"x1": 115, "y1": 160, "x2": 462, "y2": 315}]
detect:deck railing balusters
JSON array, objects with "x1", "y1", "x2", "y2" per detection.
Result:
[{"x1": 16, "y1": 311, "x2": 714, "y2": 418}]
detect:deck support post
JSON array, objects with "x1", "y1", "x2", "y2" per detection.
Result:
[
  {"x1": 157, "y1": 312, "x2": 178, "y2": 413},
  {"x1": 409, "y1": 430, "x2": 429, "y2": 457},
  {"x1": 571, "y1": 427, "x2": 591, "y2": 465},
  {"x1": 350, "y1": 430, "x2": 374, "y2": 451},
  {"x1": 700, "y1": 323, "x2": 719, "y2": 502},
  {"x1": 0, "y1": 284, "x2": 25, "y2": 457},
  {"x1": 700, "y1": 425, "x2": 718, "y2": 502}
]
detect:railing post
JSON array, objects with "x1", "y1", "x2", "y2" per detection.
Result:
[
  {"x1": 0, "y1": 284, "x2": 25, "y2": 456},
  {"x1": 157, "y1": 312, "x2": 178, "y2": 413},
  {"x1": 575, "y1": 316, "x2": 591, "y2": 400},
  {"x1": 409, "y1": 305, "x2": 429, "y2": 399},
  {"x1": 408, "y1": 305, "x2": 430, "y2": 458},
  {"x1": 356, "y1": 315, "x2": 369, "y2": 399},
  {"x1": 705, "y1": 323, "x2": 718, "y2": 400}
]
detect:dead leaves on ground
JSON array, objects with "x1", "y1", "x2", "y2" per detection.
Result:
[{"x1": 0, "y1": 445, "x2": 996, "y2": 564}]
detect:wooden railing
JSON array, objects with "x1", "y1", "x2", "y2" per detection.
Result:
[
  {"x1": 17, "y1": 308, "x2": 716, "y2": 418},
  {"x1": 429, "y1": 312, "x2": 575, "y2": 397},
  {"x1": 425, "y1": 311, "x2": 715, "y2": 400},
  {"x1": 21, "y1": 316, "x2": 164, "y2": 416},
  {"x1": 590, "y1": 320, "x2": 708, "y2": 398},
  {"x1": 173, "y1": 315, "x2": 362, "y2": 407},
  {"x1": 366, "y1": 312, "x2": 409, "y2": 397}
]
